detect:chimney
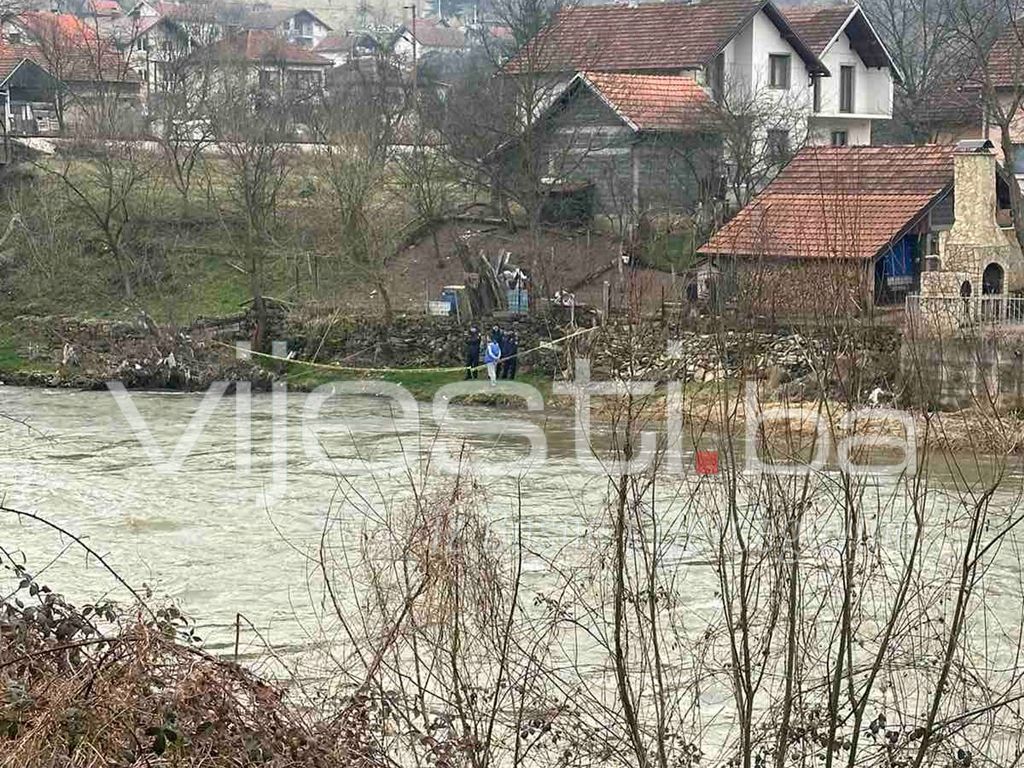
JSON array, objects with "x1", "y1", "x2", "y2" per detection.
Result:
[{"x1": 947, "y1": 139, "x2": 1004, "y2": 249}]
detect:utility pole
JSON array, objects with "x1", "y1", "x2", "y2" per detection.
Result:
[{"x1": 403, "y1": 3, "x2": 417, "y2": 99}]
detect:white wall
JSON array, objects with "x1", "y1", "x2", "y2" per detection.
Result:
[
  {"x1": 816, "y1": 30, "x2": 893, "y2": 117},
  {"x1": 808, "y1": 116, "x2": 872, "y2": 145}
]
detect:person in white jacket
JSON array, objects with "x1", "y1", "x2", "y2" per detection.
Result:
[{"x1": 484, "y1": 338, "x2": 501, "y2": 385}]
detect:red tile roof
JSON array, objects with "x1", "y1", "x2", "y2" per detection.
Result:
[
  {"x1": 779, "y1": 4, "x2": 852, "y2": 55},
  {"x1": 198, "y1": 30, "x2": 332, "y2": 65},
  {"x1": 505, "y1": 0, "x2": 826, "y2": 75},
  {"x1": 987, "y1": 23, "x2": 1024, "y2": 89},
  {"x1": 13, "y1": 13, "x2": 139, "y2": 83},
  {"x1": 580, "y1": 71, "x2": 717, "y2": 132},
  {"x1": 0, "y1": 43, "x2": 42, "y2": 83},
  {"x1": 17, "y1": 12, "x2": 100, "y2": 44},
  {"x1": 699, "y1": 145, "x2": 957, "y2": 261}
]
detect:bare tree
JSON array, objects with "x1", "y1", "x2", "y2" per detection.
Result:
[
  {"x1": 312, "y1": 51, "x2": 407, "y2": 320},
  {"x1": 861, "y1": 0, "x2": 958, "y2": 142},
  {"x1": 946, "y1": 0, "x2": 1024, "y2": 251},
  {"x1": 208, "y1": 48, "x2": 299, "y2": 351}
]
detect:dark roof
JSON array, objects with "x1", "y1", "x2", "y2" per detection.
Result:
[
  {"x1": 316, "y1": 30, "x2": 380, "y2": 53},
  {"x1": 235, "y1": 8, "x2": 331, "y2": 32},
  {"x1": 504, "y1": 0, "x2": 827, "y2": 76},
  {"x1": 699, "y1": 144, "x2": 958, "y2": 261},
  {"x1": 400, "y1": 18, "x2": 468, "y2": 49},
  {"x1": 781, "y1": 4, "x2": 901, "y2": 80},
  {"x1": 196, "y1": 29, "x2": 332, "y2": 65},
  {"x1": 779, "y1": 4, "x2": 852, "y2": 54},
  {"x1": 579, "y1": 71, "x2": 717, "y2": 132}
]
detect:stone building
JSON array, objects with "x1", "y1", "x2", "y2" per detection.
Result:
[{"x1": 915, "y1": 140, "x2": 1024, "y2": 329}]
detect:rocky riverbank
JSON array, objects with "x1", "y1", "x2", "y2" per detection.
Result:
[
  {"x1": 0, "y1": 314, "x2": 274, "y2": 391},
  {"x1": 1, "y1": 310, "x2": 902, "y2": 400}
]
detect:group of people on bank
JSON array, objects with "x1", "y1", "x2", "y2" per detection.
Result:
[{"x1": 464, "y1": 325, "x2": 519, "y2": 384}]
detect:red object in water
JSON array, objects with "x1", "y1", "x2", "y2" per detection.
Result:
[{"x1": 696, "y1": 450, "x2": 719, "y2": 475}]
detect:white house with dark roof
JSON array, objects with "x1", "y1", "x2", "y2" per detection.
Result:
[
  {"x1": 509, "y1": 0, "x2": 900, "y2": 151},
  {"x1": 781, "y1": 3, "x2": 901, "y2": 146}
]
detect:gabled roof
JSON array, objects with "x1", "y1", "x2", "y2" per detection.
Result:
[
  {"x1": 316, "y1": 30, "x2": 380, "y2": 53},
  {"x1": 234, "y1": 8, "x2": 331, "y2": 32},
  {"x1": 579, "y1": 71, "x2": 717, "y2": 132},
  {"x1": 781, "y1": 3, "x2": 902, "y2": 82},
  {"x1": 0, "y1": 43, "x2": 57, "y2": 87},
  {"x1": 194, "y1": 29, "x2": 332, "y2": 65},
  {"x1": 986, "y1": 22, "x2": 1024, "y2": 90},
  {"x1": 504, "y1": 0, "x2": 827, "y2": 76},
  {"x1": 399, "y1": 18, "x2": 468, "y2": 49},
  {"x1": 699, "y1": 144, "x2": 958, "y2": 261}
]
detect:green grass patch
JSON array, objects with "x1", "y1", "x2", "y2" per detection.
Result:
[
  {"x1": 644, "y1": 230, "x2": 698, "y2": 273},
  {"x1": 279, "y1": 361, "x2": 554, "y2": 403},
  {"x1": 0, "y1": 325, "x2": 55, "y2": 376}
]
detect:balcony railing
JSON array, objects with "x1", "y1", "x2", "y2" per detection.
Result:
[{"x1": 906, "y1": 294, "x2": 1024, "y2": 327}]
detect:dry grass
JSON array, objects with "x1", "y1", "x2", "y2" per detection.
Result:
[{"x1": 0, "y1": 565, "x2": 381, "y2": 768}]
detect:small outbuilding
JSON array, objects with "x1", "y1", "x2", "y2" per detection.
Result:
[
  {"x1": 697, "y1": 141, "x2": 1021, "y2": 317},
  {"x1": 493, "y1": 70, "x2": 722, "y2": 229}
]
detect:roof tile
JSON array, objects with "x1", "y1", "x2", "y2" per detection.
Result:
[
  {"x1": 581, "y1": 71, "x2": 716, "y2": 132},
  {"x1": 505, "y1": 0, "x2": 766, "y2": 73},
  {"x1": 699, "y1": 144, "x2": 957, "y2": 261}
]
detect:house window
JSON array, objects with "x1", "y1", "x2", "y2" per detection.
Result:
[
  {"x1": 831, "y1": 130, "x2": 848, "y2": 146},
  {"x1": 769, "y1": 54, "x2": 791, "y2": 89},
  {"x1": 840, "y1": 65, "x2": 855, "y2": 113},
  {"x1": 258, "y1": 69, "x2": 275, "y2": 89},
  {"x1": 767, "y1": 129, "x2": 790, "y2": 164},
  {"x1": 1012, "y1": 144, "x2": 1024, "y2": 175},
  {"x1": 812, "y1": 75, "x2": 821, "y2": 113},
  {"x1": 287, "y1": 69, "x2": 320, "y2": 92},
  {"x1": 710, "y1": 51, "x2": 725, "y2": 104}
]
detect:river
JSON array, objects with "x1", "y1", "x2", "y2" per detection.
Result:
[{"x1": 5, "y1": 385, "x2": 1024, "y2": 757}]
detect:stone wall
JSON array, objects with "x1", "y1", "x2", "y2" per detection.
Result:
[
  {"x1": 582, "y1": 320, "x2": 901, "y2": 398},
  {"x1": 901, "y1": 331, "x2": 1024, "y2": 411},
  {"x1": 285, "y1": 314, "x2": 571, "y2": 376}
]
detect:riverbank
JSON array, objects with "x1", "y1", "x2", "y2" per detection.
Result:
[{"x1": 5, "y1": 312, "x2": 1020, "y2": 459}]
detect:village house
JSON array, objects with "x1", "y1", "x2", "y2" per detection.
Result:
[
  {"x1": 921, "y1": 25, "x2": 1024, "y2": 179},
  {"x1": 494, "y1": 71, "x2": 722, "y2": 227},
  {"x1": 779, "y1": 3, "x2": 900, "y2": 146},
  {"x1": 0, "y1": 44, "x2": 60, "y2": 141},
  {"x1": 314, "y1": 30, "x2": 383, "y2": 68},
  {"x1": 1, "y1": 12, "x2": 142, "y2": 130},
  {"x1": 392, "y1": 18, "x2": 470, "y2": 64},
  {"x1": 696, "y1": 141, "x2": 1022, "y2": 317},
  {"x1": 108, "y1": 14, "x2": 193, "y2": 96},
  {"x1": 505, "y1": 0, "x2": 898, "y2": 150},
  {"x1": 126, "y1": 2, "x2": 331, "y2": 49},
  {"x1": 189, "y1": 29, "x2": 332, "y2": 103},
  {"x1": 225, "y1": 8, "x2": 331, "y2": 49},
  {"x1": 126, "y1": 1, "x2": 224, "y2": 45}
]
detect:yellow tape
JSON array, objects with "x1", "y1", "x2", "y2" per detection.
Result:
[{"x1": 216, "y1": 325, "x2": 597, "y2": 375}]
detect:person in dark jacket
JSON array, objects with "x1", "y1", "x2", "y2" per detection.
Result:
[
  {"x1": 464, "y1": 326, "x2": 481, "y2": 379},
  {"x1": 500, "y1": 331, "x2": 519, "y2": 380}
]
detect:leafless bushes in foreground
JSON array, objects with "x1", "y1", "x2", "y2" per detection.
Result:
[{"x1": 301, "y1": 318, "x2": 1024, "y2": 768}]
